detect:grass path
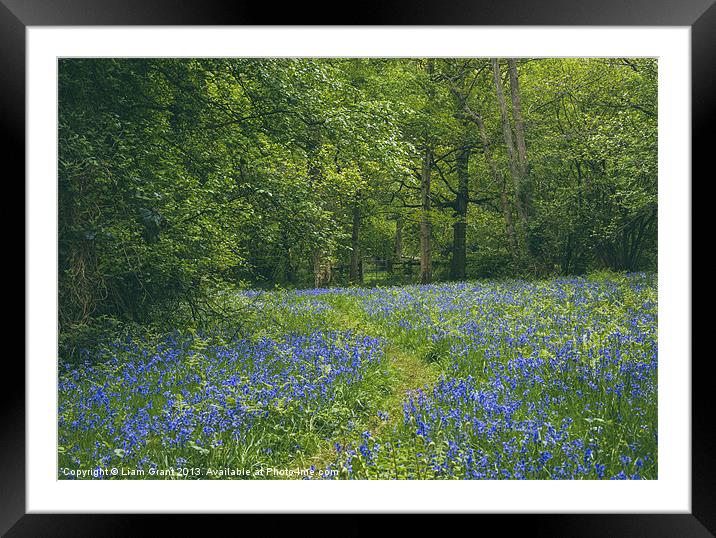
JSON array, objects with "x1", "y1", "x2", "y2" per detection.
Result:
[{"x1": 288, "y1": 297, "x2": 440, "y2": 477}]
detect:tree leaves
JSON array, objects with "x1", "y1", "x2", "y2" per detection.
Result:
[{"x1": 58, "y1": 57, "x2": 657, "y2": 339}]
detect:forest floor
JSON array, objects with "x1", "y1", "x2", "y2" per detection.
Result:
[
  {"x1": 293, "y1": 300, "x2": 440, "y2": 475},
  {"x1": 58, "y1": 274, "x2": 658, "y2": 480}
]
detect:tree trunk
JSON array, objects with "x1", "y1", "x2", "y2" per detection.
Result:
[
  {"x1": 500, "y1": 183, "x2": 519, "y2": 269},
  {"x1": 492, "y1": 60, "x2": 523, "y2": 218},
  {"x1": 492, "y1": 59, "x2": 528, "y2": 265},
  {"x1": 450, "y1": 146, "x2": 470, "y2": 280},
  {"x1": 507, "y1": 59, "x2": 531, "y2": 218},
  {"x1": 420, "y1": 145, "x2": 433, "y2": 284},
  {"x1": 463, "y1": 101, "x2": 520, "y2": 267},
  {"x1": 350, "y1": 199, "x2": 362, "y2": 284}
]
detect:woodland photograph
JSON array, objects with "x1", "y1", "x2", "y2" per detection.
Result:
[{"x1": 58, "y1": 57, "x2": 657, "y2": 480}]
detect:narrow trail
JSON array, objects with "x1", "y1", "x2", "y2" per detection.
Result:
[{"x1": 288, "y1": 297, "x2": 440, "y2": 477}]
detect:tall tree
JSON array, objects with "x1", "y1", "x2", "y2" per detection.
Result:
[
  {"x1": 492, "y1": 58, "x2": 529, "y2": 264},
  {"x1": 507, "y1": 59, "x2": 531, "y2": 220},
  {"x1": 462, "y1": 102, "x2": 519, "y2": 266}
]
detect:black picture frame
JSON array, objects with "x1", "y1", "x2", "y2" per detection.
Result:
[{"x1": 5, "y1": 1, "x2": 709, "y2": 536}]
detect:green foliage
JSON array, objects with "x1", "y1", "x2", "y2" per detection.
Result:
[{"x1": 59, "y1": 58, "x2": 657, "y2": 351}]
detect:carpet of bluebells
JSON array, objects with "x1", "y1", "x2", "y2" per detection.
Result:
[
  {"x1": 59, "y1": 327, "x2": 389, "y2": 477},
  {"x1": 58, "y1": 272, "x2": 657, "y2": 480}
]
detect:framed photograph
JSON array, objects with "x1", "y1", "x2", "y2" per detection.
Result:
[{"x1": 9, "y1": 0, "x2": 708, "y2": 535}]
